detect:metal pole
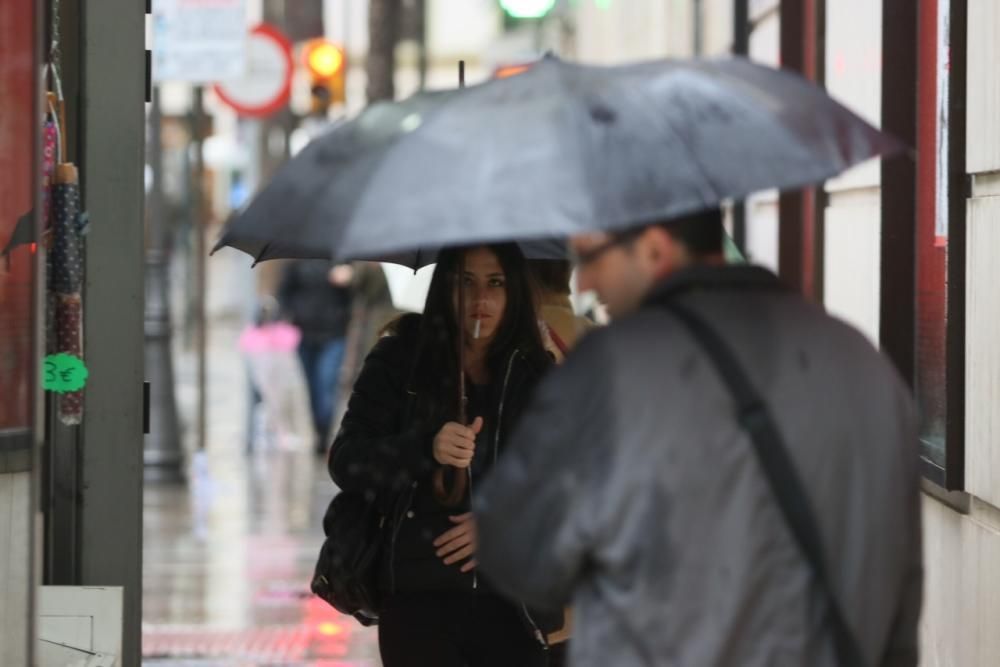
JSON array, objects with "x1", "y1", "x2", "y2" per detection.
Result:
[
  {"x1": 416, "y1": 0, "x2": 428, "y2": 90},
  {"x1": 343, "y1": 0, "x2": 351, "y2": 65},
  {"x1": 79, "y1": 0, "x2": 146, "y2": 660},
  {"x1": 143, "y1": 84, "x2": 184, "y2": 481},
  {"x1": 693, "y1": 0, "x2": 704, "y2": 56},
  {"x1": 366, "y1": 0, "x2": 401, "y2": 103},
  {"x1": 778, "y1": 0, "x2": 807, "y2": 292},
  {"x1": 192, "y1": 86, "x2": 208, "y2": 453},
  {"x1": 731, "y1": 0, "x2": 749, "y2": 253},
  {"x1": 732, "y1": 0, "x2": 749, "y2": 54}
]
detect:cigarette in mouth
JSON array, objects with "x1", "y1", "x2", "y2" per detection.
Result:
[{"x1": 474, "y1": 319, "x2": 482, "y2": 339}]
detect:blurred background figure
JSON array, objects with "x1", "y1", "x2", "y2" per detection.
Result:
[
  {"x1": 334, "y1": 261, "x2": 401, "y2": 431},
  {"x1": 278, "y1": 260, "x2": 354, "y2": 454},
  {"x1": 239, "y1": 296, "x2": 313, "y2": 452},
  {"x1": 528, "y1": 259, "x2": 595, "y2": 363}
]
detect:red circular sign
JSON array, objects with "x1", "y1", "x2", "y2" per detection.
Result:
[{"x1": 214, "y1": 24, "x2": 293, "y2": 118}]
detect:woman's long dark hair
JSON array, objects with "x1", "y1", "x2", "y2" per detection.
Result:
[{"x1": 393, "y1": 243, "x2": 551, "y2": 427}]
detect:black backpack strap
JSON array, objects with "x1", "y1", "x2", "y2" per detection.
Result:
[{"x1": 662, "y1": 299, "x2": 866, "y2": 667}]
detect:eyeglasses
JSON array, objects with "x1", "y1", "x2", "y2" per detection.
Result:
[{"x1": 570, "y1": 228, "x2": 643, "y2": 267}]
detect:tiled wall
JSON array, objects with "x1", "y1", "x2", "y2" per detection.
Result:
[
  {"x1": 921, "y1": 497, "x2": 1000, "y2": 666},
  {"x1": 0, "y1": 472, "x2": 32, "y2": 665},
  {"x1": 823, "y1": 197, "x2": 882, "y2": 344}
]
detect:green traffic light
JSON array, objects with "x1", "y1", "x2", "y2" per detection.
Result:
[{"x1": 499, "y1": 0, "x2": 556, "y2": 19}]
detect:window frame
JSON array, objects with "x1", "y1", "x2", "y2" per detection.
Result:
[{"x1": 880, "y1": 0, "x2": 967, "y2": 490}]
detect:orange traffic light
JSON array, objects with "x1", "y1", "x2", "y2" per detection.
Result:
[
  {"x1": 305, "y1": 41, "x2": 345, "y2": 79},
  {"x1": 303, "y1": 40, "x2": 346, "y2": 114}
]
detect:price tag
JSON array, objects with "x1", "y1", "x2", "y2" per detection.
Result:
[{"x1": 43, "y1": 353, "x2": 89, "y2": 393}]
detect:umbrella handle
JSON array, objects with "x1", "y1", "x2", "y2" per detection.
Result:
[
  {"x1": 432, "y1": 465, "x2": 468, "y2": 507},
  {"x1": 433, "y1": 235, "x2": 470, "y2": 507},
  {"x1": 432, "y1": 362, "x2": 470, "y2": 507}
]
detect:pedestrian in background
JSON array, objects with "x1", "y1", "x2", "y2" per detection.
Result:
[
  {"x1": 333, "y1": 262, "x2": 401, "y2": 436},
  {"x1": 239, "y1": 296, "x2": 313, "y2": 452},
  {"x1": 529, "y1": 259, "x2": 595, "y2": 363},
  {"x1": 278, "y1": 260, "x2": 353, "y2": 454},
  {"x1": 476, "y1": 209, "x2": 922, "y2": 667}
]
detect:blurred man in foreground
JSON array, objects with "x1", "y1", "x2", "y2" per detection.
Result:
[{"x1": 475, "y1": 209, "x2": 922, "y2": 666}]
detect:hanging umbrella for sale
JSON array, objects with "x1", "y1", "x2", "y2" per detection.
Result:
[
  {"x1": 51, "y1": 166, "x2": 86, "y2": 424},
  {"x1": 219, "y1": 55, "x2": 904, "y2": 264},
  {"x1": 44, "y1": 87, "x2": 88, "y2": 424}
]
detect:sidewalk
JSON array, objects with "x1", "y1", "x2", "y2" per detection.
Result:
[{"x1": 142, "y1": 250, "x2": 380, "y2": 665}]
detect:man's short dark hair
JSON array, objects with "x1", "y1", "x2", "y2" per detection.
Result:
[
  {"x1": 527, "y1": 259, "x2": 573, "y2": 295},
  {"x1": 655, "y1": 208, "x2": 724, "y2": 256}
]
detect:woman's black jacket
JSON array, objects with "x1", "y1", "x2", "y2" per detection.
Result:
[{"x1": 328, "y1": 315, "x2": 561, "y2": 642}]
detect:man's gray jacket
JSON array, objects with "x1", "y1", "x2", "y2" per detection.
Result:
[{"x1": 475, "y1": 265, "x2": 922, "y2": 666}]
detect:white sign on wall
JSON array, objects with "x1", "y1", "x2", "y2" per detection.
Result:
[{"x1": 152, "y1": 0, "x2": 247, "y2": 83}]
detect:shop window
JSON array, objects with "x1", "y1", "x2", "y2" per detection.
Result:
[
  {"x1": 913, "y1": 0, "x2": 965, "y2": 487},
  {"x1": 0, "y1": 1, "x2": 39, "y2": 473}
]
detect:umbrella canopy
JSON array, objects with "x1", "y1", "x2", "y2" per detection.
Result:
[
  {"x1": 371, "y1": 237, "x2": 568, "y2": 270},
  {"x1": 219, "y1": 55, "x2": 903, "y2": 264}
]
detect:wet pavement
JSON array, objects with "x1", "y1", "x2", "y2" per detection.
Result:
[{"x1": 142, "y1": 313, "x2": 380, "y2": 666}]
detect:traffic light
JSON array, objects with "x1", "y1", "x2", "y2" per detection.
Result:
[
  {"x1": 303, "y1": 39, "x2": 346, "y2": 115},
  {"x1": 498, "y1": 0, "x2": 556, "y2": 19}
]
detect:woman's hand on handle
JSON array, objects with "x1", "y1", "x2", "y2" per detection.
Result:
[{"x1": 432, "y1": 417, "x2": 483, "y2": 468}]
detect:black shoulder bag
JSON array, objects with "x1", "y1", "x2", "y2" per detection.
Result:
[
  {"x1": 310, "y1": 491, "x2": 384, "y2": 626},
  {"x1": 663, "y1": 300, "x2": 866, "y2": 667}
]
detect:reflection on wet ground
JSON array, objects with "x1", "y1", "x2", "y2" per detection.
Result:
[{"x1": 142, "y1": 319, "x2": 380, "y2": 666}]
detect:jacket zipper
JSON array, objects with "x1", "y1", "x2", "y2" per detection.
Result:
[
  {"x1": 499, "y1": 352, "x2": 547, "y2": 648},
  {"x1": 390, "y1": 481, "x2": 417, "y2": 594},
  {"x1": 494, "y1": 350, "x2": 518, "y2": 465},
  {"x1": 522, "y1": 603, "x2": 548, "y2": 648},
  {"x1": 468, "y1": 467, "x2": 477, "y2": 589},
  {"x1": 469, "y1": 350, "x2": 519, "y2": 591}
]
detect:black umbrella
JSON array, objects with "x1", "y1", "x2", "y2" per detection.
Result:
[
  {"x1": 213, "y1": 90, "x2": 456, "y2": 264},
  {"x1": 213, "y1": 229, "x2": 567, "y2": 269},
  {"x1": 218, "y1": 55, "x2": 903, "y2": 264}
]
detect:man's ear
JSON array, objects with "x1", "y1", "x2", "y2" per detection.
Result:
[{"x1": 642, "y1": 227, "x2": 677, "y2": 277}]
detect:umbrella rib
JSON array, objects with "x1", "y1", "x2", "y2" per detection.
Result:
[
  {"x1": 325, "y1": 94, "x2": 458, "y2": 261},
  {"x1": 651, "y1": 84, "x2": 725, "y2": 207},
  {"x1": 251, "y1": 241, "x2": 272, "y2": 268}
]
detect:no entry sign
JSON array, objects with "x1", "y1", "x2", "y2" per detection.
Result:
[{"x1": 214, "y1": 24, "x2": 293, "y2": 118}]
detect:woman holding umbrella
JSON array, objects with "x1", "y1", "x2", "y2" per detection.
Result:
[{"x1": 329, "y1": 243, "x2": 561, "y2": 666}]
